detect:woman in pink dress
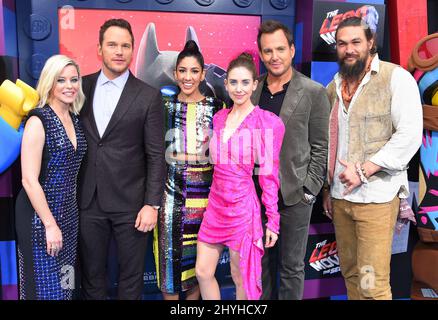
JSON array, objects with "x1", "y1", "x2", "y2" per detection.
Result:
[{"x1": 196, "y1": 53, "x2": 285, "y2": 300}]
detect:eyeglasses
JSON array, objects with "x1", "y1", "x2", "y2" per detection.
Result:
[{"x1": 408, "y1": 33, "x2": 438, "y2": 72}]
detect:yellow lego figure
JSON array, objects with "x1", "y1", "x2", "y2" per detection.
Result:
[{"x1": 0, "y1": 79, "x2": 39, "y2": 173}]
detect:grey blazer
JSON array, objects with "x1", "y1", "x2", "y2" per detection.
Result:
[{"x1": 251, "y1": 69, "x2": 330, "y2": 206}]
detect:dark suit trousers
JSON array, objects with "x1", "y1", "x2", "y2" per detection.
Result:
[
  {"x1": 261, "y1": 200, "x2": 312, "y2": 300},
  {"x1": 79, "y1": 193, "x2": 148, "y2": 300}
]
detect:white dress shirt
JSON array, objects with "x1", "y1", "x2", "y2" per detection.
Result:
[
  {"x1": 331, "y1": 55, "x2": 423, "y2": 203},
  {"x1": 93, "y1": 69, "x2": 130, "y2": 137}
]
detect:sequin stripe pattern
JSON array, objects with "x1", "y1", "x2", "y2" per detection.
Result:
[
  {"x1": 181, "y1": 164, "x2": 212, "y2": 291},
  {"x1": 164, "y1": 96, "x2": 221, "y2": 155},
  {"x1": 17, "y1": 246, "x2": 26, "y2": 299},
  {"x1": 154, "y1": 96, "x2": 220, "y2": 294},
  {"x1": 193, "y1": 97, "x2": 218, "y2": 155},
  {"x1": 29, "y1": 106, "x2": 86, "y2": 300},
  {"x1": 155, "y1": 163, "x2": 212, "y2": 293},
  {"x1": 155, "y1": 164, "x2": 180, "y2": 293}
]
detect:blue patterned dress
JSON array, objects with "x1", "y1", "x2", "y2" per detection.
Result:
[{"x1": 15, "y1": 105, "x2": 87, "y2": 300}]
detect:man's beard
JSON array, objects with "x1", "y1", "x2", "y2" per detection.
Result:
[{"x1": 338, "y1": 54, "x2": 368, "y2": 81}]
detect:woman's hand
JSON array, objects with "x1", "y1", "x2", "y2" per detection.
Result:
[
  {"x1": 265, "y1": 228, "x2": 278, "y2": 248},
  {"x1": 45, "y1": 223, "x2": 63, "y2": 257}
]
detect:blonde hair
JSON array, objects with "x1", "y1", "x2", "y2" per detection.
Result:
[{"x1": 36, "y1": 54, "x2": 85, "y2": 115}]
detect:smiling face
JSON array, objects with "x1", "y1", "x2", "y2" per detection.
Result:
[
  {"x1": 259, "y1": 29, "x2": 295, "y2": 79},
  {"x1": 50, "y1": 64, "x2": 79, "y2": 108},
  {"x1": 98, "y1": 26, "x2": 133, "y2": 80},
  {"x1": 225, "y1": 66, "x2": 258, "y2": 108},
  {"x1": 174, "y1": 56, "x2": 205, "y2": 100},
  {"x1": 336, "y1": 25, "x2": 373, "y2": 80}
]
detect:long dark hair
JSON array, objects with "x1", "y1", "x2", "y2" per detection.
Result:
[{"x1": 176, "y1": 40, "x2": 204, "y2": 70}]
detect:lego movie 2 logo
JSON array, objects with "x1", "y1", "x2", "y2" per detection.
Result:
[
  {"x1": 319, "y1": 5, "x2": 379, "y2": 48},
  {"x1": 308, "y1": 239, "x2": 340, "y2": 276}
]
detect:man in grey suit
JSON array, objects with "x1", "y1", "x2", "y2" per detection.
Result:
[{"x1": 251, "y1": 20, "x2": 330, "y2": 300}]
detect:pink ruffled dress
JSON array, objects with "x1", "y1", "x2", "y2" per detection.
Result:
[{"x1": 197, "y1": 105, "x2": 285, "y2": 300}]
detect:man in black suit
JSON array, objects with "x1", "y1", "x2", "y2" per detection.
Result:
[{"x1": 78, "y1": 19, "x2": 165, "y2": 300}]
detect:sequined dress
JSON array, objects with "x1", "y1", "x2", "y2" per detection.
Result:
[
  {"x1": 197, "y1": 106, "x2": 285, "y2": 300},
  {"x1": 15, "y1": 105, "x2": 87, "y2": 300},
  {"x1": 153, "y1": 96, "x2": 223, "y2": 294}
]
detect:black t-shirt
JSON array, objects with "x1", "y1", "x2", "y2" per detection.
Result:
[
  {"x1": 258, "y1": 80, "x2": 290, "y2": 116},
  {"x1": 255, "y1": 80, "x2": 290, "y2": 211}
]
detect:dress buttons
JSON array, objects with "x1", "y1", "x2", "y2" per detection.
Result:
[{"x1": 98, "y1": 143, "x2": 103, "y2": 147}]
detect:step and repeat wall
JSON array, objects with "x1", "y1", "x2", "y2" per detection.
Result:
[
  {"x1": 0, "y1": 0, "x2": 19, "y2": 300},
  {"x1": 0, "y1": 0, "x2": 424, "y2": 300}
]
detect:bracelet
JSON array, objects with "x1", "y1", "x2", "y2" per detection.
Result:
[
  {"x1": 360, "y1": 166, "x2": 367, "y2": 179},
  {"x1": 355, "y1": 162, "x2": 368, "y2": 184}
]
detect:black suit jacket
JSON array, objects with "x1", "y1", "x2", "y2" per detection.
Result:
[{"x1": 78, "y1": 71, "x2": 166, "y2": 212}]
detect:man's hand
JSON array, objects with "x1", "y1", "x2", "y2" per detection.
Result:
[
  {"x1": 322, "y1": 187, "x2": 333, "y2": 220},
  {"x1": 338, "y1": 159, "x2": 362, "y2": 195},
  {"x1": 361, "y1": 160, "x2": 381, "y2": 178},
  {"x1": 135, "y1": 205, "x2": 158, "y2": 233}
]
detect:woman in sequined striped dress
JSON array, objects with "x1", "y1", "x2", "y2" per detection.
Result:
[
  {"x1": 15, "y1": 55, "x2": 87, "y2": 300},
  {"x1": 153, "y1": 40, "x2": 223, "y2": 300}
]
